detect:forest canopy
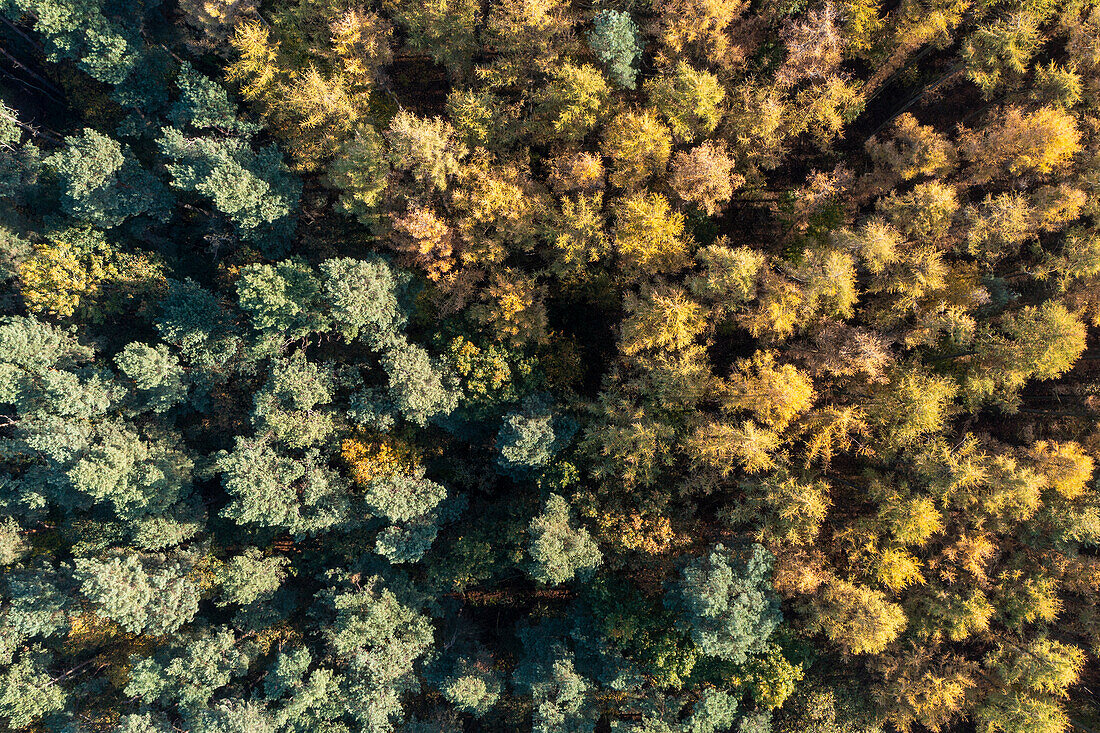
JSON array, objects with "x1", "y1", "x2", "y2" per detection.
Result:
[{"x1": 1, "y1": 0, "x2": 1100, "y2": 731}]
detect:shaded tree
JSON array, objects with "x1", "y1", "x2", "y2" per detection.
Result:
[
  {"x1": 45, "y1": 129, "x2": 171, "y2": 228},
  {"x1": 159, "y1": 129, "x2": 300, "y2": 255},
  {"x1": 327, "y1": 125, "x2": 388, "y2": 222},
  {"x1": 670, "y1": 142, "x2": 742, "y2": 215},
  {"x1": 0, "y1": 647, "x2": 66, "y2": 729},
  {"x1": 115, "y1": 342, "x2": 188, "y2": 413}
]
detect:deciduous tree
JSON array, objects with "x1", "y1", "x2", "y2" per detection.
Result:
[
  {"x1": 669, "y1": 142, "x2": 742, "y2": 215},
  {"x1": 602, "y1": 111, "x2": 673, "y2": 189},
  {"x1": 645, "y1": 62, "x2": 725, "y2": 142},
  {"x1": 612, "y1": 192, "x2": 690, "y2": 278}
]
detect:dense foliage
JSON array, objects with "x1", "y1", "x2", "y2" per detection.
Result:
[{"x1": 1, "y1": 0, "x2": 1100, "y2": 731}]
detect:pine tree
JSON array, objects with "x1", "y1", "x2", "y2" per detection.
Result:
[
  {"x1": 75, "y1": 553, "x2": 199, "y2": 635},
  {"x1": 13, "y1": 0, "x2": 138, "y2": 83},
  {"x1": 45, "y1": 129, "x2": 171, "y2": 228},
  {"x1": 496, "y1": 405, "x2": 559, "y2": 476},
  {"x1": 362, "y1": 472, "x2": 447, "y2": 523},
  {"x1": 115, "y1": 342, "x2": 188, "y2": 413},
  {"x1": 252, "y1": 353, "x2": 335, "y2": 449},
  {"x1": 0, "y1": 647, "x2": 66, "y2": 728},
  {"x1": 318, "y1": 256, "x2": 406, "y2": 347},
  {"x1": 513, "y1": 625, "x2": 599, "y2": 733},
  {"x1": 216, "y1": 437, "x2": 349, "y2": 535},
  {"x1": 527, "y1": 494, "x2": 601, "y2": 584},
  {"x1": 236, "y1": 259, "x2": 328, "y2": 340},
  {"x1": 126, "y1": 627, "x2": 251, "y2": 715},
  {"x1": 216, "y1": 547, "x2": 289, "y2": 606},
  {"x1": 381, "y1": 341, "x2": 458, "y2": 426},
  {"x1": 159, "y1": 129, "x2": 300, "y2": 255},
  {"x1": 666, "y1": 543, "x2": 782, "y2": 663},
  {"x1": 170, "y1": 63, "x2": 260, "y2": 136},
  {"x1": 588, "y1": 10, "x2": 641, "y2": 89}
]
